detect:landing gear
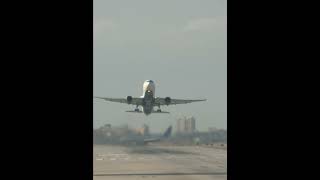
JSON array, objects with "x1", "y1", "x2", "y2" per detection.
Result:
[
  {"x1": 134, "y1": 105, "x2": 139, "y2": 112},
  {"x1": 156, "y1": 104, "x2": 162, "y2": 112}
]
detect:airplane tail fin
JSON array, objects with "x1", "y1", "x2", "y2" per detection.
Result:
[{"x1": 163, "y1": 126, "x2": 172, "y2": 138}]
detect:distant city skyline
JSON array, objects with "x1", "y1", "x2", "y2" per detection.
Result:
[{"x1": 94, "y1": 0, "x2": 227, "y2": 132}]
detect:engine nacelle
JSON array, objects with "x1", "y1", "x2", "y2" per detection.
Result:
[
  {"x1": 126, "y1": 96, "x2": 133, "y2": 104},
  {"x1": 164, "y1": 97, "x2": 171, "y2": 105}
]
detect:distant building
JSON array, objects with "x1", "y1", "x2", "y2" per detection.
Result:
[
  {"x1": 176, "y1": 118, "x2": 184, "y2": 133},
  {"x1": 188, "y1": 116, "x2": 196, "y2": 133},
  {"x1": 142, "y1": 124, "x2": 149, "y2": 136},
  {"x1": 176, "y1": 116, "x2": 196, "y2": 134},
  {"x1": 135, "y1": 124, "x2": 150, "y2": 136},
  {"x1": 208, "y1": 127, "x2": 218, "y2": 132}
]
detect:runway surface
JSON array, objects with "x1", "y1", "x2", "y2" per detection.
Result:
[{"x1": 94, "y1": 144, "x2": 227, "y2": 180}]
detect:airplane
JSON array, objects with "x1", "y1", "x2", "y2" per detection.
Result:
[
  {"x1": 120, "y1": 125, "x2": 172, "y2": 145},
  {"x1": 94, "y1": 80, "x2": 206, "y2": 115}
]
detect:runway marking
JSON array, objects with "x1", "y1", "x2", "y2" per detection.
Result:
[{"x1": 93, "y1": 172, "x2": 227, "y2": 176}]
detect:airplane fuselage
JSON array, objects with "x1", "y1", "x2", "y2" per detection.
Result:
[{"x1": 140, "y1": 80, "x2": 156, "y2": 115}]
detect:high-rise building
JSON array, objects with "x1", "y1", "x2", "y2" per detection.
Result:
[
  {"x1": 176, "y1": 116, "x2": 196, "y2": 134},
  {"x1": 136, "y1": 124, "x2": 150, "y2": 136},
  {"x1": 185, "y1": 116, "x2": 196, "y2": 133},
  {"x1": 176, "y1": 118, "x2": 184, "y2": 133},
  {"x1": 190, "y1": 116, "x2": 196, "y2": 132},
  {"x1": 143, "y1": 124, "x2": 149, "y2": 136}
]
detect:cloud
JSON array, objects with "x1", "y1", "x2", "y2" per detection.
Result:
[{"x1": 183, "y1": 16, "x2": 227, "y2": 32}]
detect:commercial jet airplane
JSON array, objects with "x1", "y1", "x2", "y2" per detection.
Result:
[
  {"x1": 94, "y1": 80, "x2": 206, "y2": 115},
  {"x1": 120, "y1": 126, "x2": 172, "y2": 145}
]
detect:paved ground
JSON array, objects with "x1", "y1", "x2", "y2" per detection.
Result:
[{"x1": 94, "y1": 144, "x2": 227, "y2": 180}]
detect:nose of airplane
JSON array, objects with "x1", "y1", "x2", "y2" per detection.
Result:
[
  {"x1": 144, "y1": 82, "x2": 152, "y2": 90},
  {"x1": 143, "y1": 80, "x2": 155, "y2": 93}
]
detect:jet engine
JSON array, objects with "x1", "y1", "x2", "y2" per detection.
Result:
[
  {"x1": 126, "y1": 96, "x2": 133, "y2": 104},
  {"x1": 164, "y1": 97, "x2": 171, "y2": 105}
]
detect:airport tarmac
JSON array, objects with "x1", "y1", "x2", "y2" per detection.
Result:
[{"x1": 94, "y1": 144, "x2": 227, "y2": 180}]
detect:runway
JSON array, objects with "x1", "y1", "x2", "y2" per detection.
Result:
[{"x1": 94, "y1": 144, "x2": 227, "y2": 180}]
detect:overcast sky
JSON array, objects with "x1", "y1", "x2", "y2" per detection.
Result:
[{"x1": 94, "y1": 0, "x2": 227, "y2": 132}]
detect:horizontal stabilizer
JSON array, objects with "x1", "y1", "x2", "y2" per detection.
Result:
[
  {"x1": 125, "y1": 110, "x2": 170, "y2": 113},
  {"x1": 152, "y1": 111, "x2": 170, "y2": 113},
  {"x1": 125, "y1": 110, "x2": 143, "y2": 113}
]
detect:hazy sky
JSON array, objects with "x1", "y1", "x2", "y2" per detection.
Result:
[{"x1": 94, "y1": 0, "x2": 227, "y2": 132}]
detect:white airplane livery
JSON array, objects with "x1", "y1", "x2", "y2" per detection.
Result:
[{"x1": 95, "y1": 80, "x2": 206, "y2": 115}]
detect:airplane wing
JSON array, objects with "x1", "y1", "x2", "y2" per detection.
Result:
[
  {"x1": 155, "y1": 98, "x2": 206, "y2": 106},
  {"x1": 94, "y1": 96, "x2": 143, "y2": 105}
]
